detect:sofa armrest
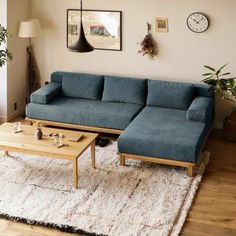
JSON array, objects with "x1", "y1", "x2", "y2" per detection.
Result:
[
  {"x1": 187, "y1": 97, "x2": 214, "y2": 123},
  {"x1": 30, "y1": 82, "x2": 61, "y2": 104}
]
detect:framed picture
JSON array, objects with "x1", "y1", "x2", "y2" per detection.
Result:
[
  {"x1": 155, "y1": 18, "x2": 168, "y2": 32},
  {"x1": 67, "y1": 9, "x2": 122, "y2": 51}
]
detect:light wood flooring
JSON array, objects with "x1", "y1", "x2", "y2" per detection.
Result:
[{"x1": 0, "y1": 120, "x2": 235, "y2": 236}]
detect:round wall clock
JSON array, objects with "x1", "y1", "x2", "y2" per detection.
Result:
[{"x1": 187, "y1": 12, "x2": 209, "y2": 33}]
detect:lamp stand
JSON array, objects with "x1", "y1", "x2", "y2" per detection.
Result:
[{"x1": 26, "y1": 39, "x2": 40, "y2": 101}]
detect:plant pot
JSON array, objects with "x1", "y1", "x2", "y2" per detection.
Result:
[
  {"x1": 229, "y1": 110, "x2": 236, "y2": 122},
  {"x1": 223, "y1": 116, "x2": 236, "y2": 142}
]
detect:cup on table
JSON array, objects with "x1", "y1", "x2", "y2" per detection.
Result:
[
  {"x1": 53, "y1": 133, "x2": 63, "y2": 146},
  {"x1": 13, "y1": 122, "x2": 22, "y2": 133},
  {"x1": 58, "y1": 133, "x2": 63, "y2": 146}
]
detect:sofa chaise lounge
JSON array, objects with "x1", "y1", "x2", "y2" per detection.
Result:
[{"x1": 26, "y1": 71, "x2": 214, "y2": 176}]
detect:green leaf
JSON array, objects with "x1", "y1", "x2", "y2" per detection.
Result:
[
  {"x1": 216, "y1": 63, "x2": 228, "y2": 76},
  {"x1": 204, "y1": 65, "x2": 216, "y2": 71},
  {"x1": 0, "y1": 25, "x2": 12, "y2": 67},
  {"x1": 218, "y1": 63, "x2": 228, "y2": 72},
  {"x1": 205, "y1": 81, "x2": 217, "y2": 86},
  {"x1": 202, "y1": 73, "x2": 213, "y2": 76},
  {"x1": 202, "y1": 76, "x2": 213, "y2": 81},
  {"x1": 228, "y1": 79, "x2": 236, "y2": 88},
  {"x1": 220, "y1": 72, "x2": 231, "y2": 76}
]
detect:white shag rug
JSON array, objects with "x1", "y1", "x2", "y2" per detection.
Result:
[{"x1": 0, "y1": 142, "x2": 209, "y2": 236}]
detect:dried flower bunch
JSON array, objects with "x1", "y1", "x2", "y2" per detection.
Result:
[
  {"x1": 139, "y1": 23, "x2": 157, "y2": 59},
  {"x1": 33, "y1": 121, "x2": 42, "y2": 130}
]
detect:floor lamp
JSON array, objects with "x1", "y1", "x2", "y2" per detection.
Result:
[{"x1": 18, "y1": 19, "x2": 42, "y2": 100}]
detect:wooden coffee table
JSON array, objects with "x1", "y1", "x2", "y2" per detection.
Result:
[{"x1": 0, "y1": 123, "x2": 98, "y2": 189}]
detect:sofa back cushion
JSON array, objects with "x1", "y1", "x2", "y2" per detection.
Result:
[
  {"x1": 194, "y1": 84, "x2": 214, "y2": 98},
  {"x1": 51, "y1": 71, "x2": 66, "y2": 83},
  {"x1": 147, "y1": 80, "x2": 194, "y2": 110},
  {"x1": 102, "y1": 76, "x2": 147, "y2": 105},
  {"x1": 62, "y1": 74, "x2": 104, "y2": 100}
]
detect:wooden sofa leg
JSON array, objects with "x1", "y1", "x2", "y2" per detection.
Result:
[
  {"x1": 188, "y1": 165, "x2": 195, "y2": 177},
  {"x1": 120, "y1": 155, "x2": 126, "y2": 166}
]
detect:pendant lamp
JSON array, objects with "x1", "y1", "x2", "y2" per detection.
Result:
[{"x1": 69, "y1": 0, "x2": 94, "y2": 52}]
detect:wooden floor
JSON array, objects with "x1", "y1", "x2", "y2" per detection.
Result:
[
  {"x1": 0, "y1": 122, "x2": 235, "y2": 235},
  {"x1": 181, "y1": 130, "x2": 236, "y2": 236}
]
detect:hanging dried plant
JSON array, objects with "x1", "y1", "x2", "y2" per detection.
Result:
[{"x1": 138, "y1": 23, "x2": 157, "y2": 59}]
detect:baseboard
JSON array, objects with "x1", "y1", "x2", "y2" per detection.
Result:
[
  {"x1": 6, "y1": 108, "x2": 25, "y2": 122},
  {"x1": 0, "y1": 116, "x2": 7, "y2": 123}
]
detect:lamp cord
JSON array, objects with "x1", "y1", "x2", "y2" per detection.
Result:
[{"x1": 80, "y1": 0, "x2": 83, "y2": 21}]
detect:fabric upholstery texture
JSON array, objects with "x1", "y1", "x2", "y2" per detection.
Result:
[
  {"x1": 102, "y1": 76, "x2": 147, "y2": 105},
  {"x1": 28, "y1": 71, "x2": 215, "y2": 164},
  {"x1": 62, "y1": 74, "x2": 104, "y2": 100},
  {"x1": 51, "y1": 71, "x2": 65, "y2": 83},
  {"x1": 187, "y1": 97, "x2": 214, "y2": 123},
  {"x1": 147, "y1": 80, "x2": 194, "y2": 110},
  {"x1": 118, "y1": 106, "x2": 208, "y2": 163},
  {"x1": 194, "y1": 84, "x2": 214, "y2": 98},
  {"x1": 30, "y1": 82, "x2": 61, "y2": 104},
  {"x1": 26, "y1": 97, "x2": 143, "y2": 130}
]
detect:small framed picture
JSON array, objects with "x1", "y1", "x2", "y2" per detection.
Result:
[{"x1": 155, "y1": 18, "x2": 168, "y2": 32}]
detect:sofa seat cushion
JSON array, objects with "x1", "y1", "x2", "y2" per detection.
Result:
[
  {"x1": 102, "y1": 76, "x2": 147, "y2": 105},
  {"x1": 118, "y1": 106, "x2": 209, "y2": 163},
  {"x1": 26, "y1": 97, "x2": 143, "y2": 130},
  {"x1": 147, "y1": 80, "x2": 194, "y2": 110},
  {"x1": 62, "y1": 74, "x2": 104, "y2": 100}
]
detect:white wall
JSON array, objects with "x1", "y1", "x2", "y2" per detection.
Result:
[
  {"x1": 0, "y1": 0, "x2": 30, "y2": 122},
  {"x1": 0, "y1": 0, "x2": 8, "y2": 121},
  {"x1": 7, "y1": 0, "x2": 30, "y2": 120},
  {"x1": 31, "y1": 0, "x2": 236, "y2": 128}
]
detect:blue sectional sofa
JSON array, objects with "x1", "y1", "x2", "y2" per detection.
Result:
[{"x1": 26, "y1": 71, "x2": 214, "y2": 176}]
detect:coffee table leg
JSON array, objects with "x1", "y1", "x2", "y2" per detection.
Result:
[
  {"x1": 91, "y1": 140, "x2": 96, "y2": 169},
  {"x1": 73, "y1": 158, "x2": 78, "y2": 189}
]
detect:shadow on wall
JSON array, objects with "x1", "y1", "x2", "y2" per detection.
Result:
[{"x1": 39, "y1": 18, "x2": 57, "y2": 31}]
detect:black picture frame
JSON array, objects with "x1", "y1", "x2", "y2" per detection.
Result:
[{"x1": 67, "y1": 9, "x2": 122, "y2": 51}]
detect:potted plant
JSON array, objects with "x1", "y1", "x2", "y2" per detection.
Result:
[
  {"x1": 0, "y1": 24, "x2": 12, "y2": 67},
  {"x1": 202, "y1": 63, "x2": 236, "y2": 142}
]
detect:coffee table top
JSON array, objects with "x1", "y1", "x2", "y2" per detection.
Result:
[{"x1": 0, "y1": 123, "x2": 98, "y2": 159}]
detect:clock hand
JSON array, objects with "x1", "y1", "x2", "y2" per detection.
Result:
[
  {"x1": 193, "y1": 18, "x2": 199, "y2": 24},
  {"x1": 198, "y1": 17, "x2": 204, "y2": 23}
]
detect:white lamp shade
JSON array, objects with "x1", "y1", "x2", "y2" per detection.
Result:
[{"x1": 18, "y1": 19, "x2": 42, "y2": 38}]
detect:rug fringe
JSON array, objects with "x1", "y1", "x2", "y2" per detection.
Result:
[
  {"x1": 0, "y1": 213, "x2": 107, "y2": 236},
  {"x1": 170, "y1": 152, "x2": 210, "y2": 236}
]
